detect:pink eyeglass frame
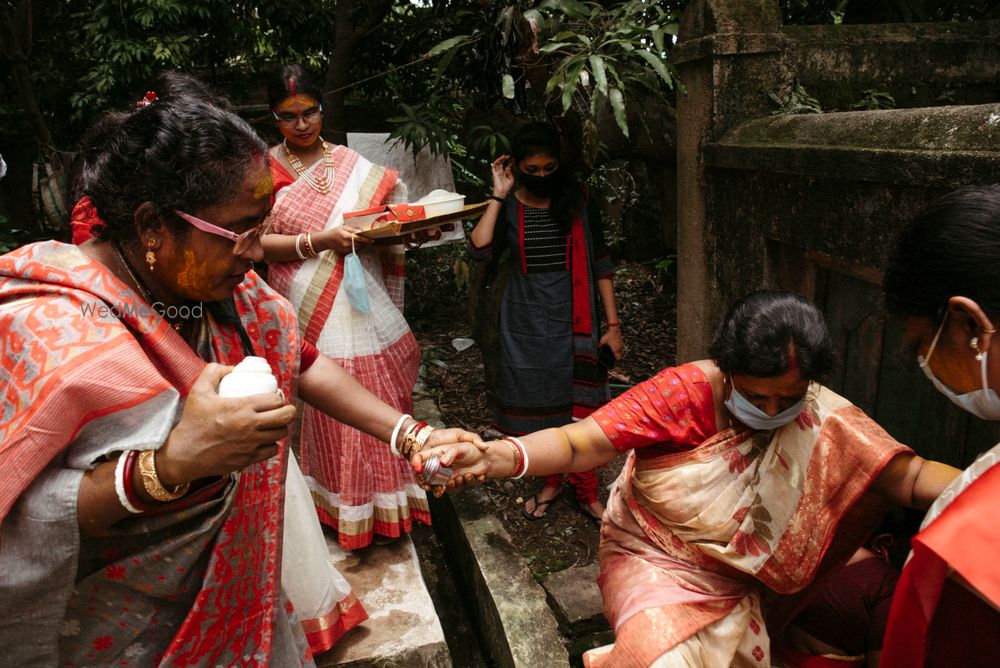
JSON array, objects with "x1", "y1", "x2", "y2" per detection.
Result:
[{"x1": 174, "y1": 210, "x2": 272, "y2": 254}]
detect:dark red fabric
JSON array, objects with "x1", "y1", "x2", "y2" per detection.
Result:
[
  {"x1": 792, "y1": 556, "x2": 898, "y2": 655},
  {"x1": 299, "y1": 340, "x2": 320, "y2": 373},
  {"x1": 881, "y1": 462, "x2": 1000, "y2": 667},
  {"x1": 923, "y1": 577, "x2": 1000, "y2": 667},
  {"x1": 772, "y1": 644, "x2": 864, "y2": 668},
  {"x1": 544, "y1": 470, "x2": 600, "y2": 504}
]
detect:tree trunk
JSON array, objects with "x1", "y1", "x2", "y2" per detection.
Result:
[
  {"x1": 0, "y1": 0, "x2": 53, "y2": 153},
  {"x1": 322, "y1": 0, "x2": 394, "y2": 146}
]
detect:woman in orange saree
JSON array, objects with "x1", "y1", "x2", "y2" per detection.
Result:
[
  {"x1": 415, "y1": 291, "x2": 959, "y2": 667},
  {"x1": 0, "y1": 73, "x2": 480, "y2": 667}
]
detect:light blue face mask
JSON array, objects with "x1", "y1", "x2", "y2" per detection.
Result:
[
  {"x1": 343, "y1": 235, "x2": 370, "y2": 313},
  {"x1": 724, "y1": 378, "x2": 807, "y2": 431},
  {"x1": 918, "y1": 314, "x2": 1000, "y2": 420}
]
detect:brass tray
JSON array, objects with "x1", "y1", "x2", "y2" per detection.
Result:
[{"x1": 358, "y1": 201, "x2": 489, "y2": 242}]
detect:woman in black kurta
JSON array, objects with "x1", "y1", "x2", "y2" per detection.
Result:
[{"x1": 468, "y1": 122, "x2": 623, "y2": 521}]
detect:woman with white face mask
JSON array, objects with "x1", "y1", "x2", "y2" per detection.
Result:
[
  {"x1": 881, "y1": 185, "x2": 1000, "y2": 667},
  {"x1": 413, "y1": 290, "x2": 958, "y2": 667}
]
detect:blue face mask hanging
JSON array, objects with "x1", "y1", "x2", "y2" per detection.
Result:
[
  {"x1": 724, "y1": 379, "x2": 807, "y2": 431},
  {"x1": 918, "y1": 314, "x2": 1000, "y2": 420},
  {"x1": 343, "y1": 234, "x2": 370, "y2": 313}
]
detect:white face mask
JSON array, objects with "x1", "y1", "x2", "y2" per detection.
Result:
[
  {"x1": 919, "y1": 314, "x2": 1000, "y2": 420},
  {"x1": 724, "y1": 379, "x2": 806, "y2": 431}
]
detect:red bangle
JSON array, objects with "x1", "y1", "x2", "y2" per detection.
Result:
[
  {"x1": 122, "y1": 449, "x2": 151, "y2": 512},
  {"x1": 606, "y1": 322, "x2": 620, "y2": 328}
]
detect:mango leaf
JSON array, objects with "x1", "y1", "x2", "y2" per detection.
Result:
[
  {"x1": 561, "y1": 58, "x2": 586, "y2": 112},
  {"x1": 610, "y1": 87, "x2": 628, "y2": 137},
  {"x1": 588, "y1": 54, "x2": 608, "y2": 97},
  {"x1": 651, "y1": 28, "x2": 665, "y2": 53},
  {"x1": 603, "y1": 60, "x2": 625, "y2": 88},
  {"x1": 502, "y1": 74, "x2": 515, "y2": 99},
  {"x1": 427, "y1": 35, "x2": 471, "y2": 58},
  {"x1": 539, "y1": 41, "x2": 571, "y2": 53},
  {"x1": 636, "y1": 49, "x2": 674, "y2": 89}
]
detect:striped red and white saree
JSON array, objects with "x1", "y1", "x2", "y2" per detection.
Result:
[{"x1": 267, "y1": 148, "x2": 427, "y2": 551}]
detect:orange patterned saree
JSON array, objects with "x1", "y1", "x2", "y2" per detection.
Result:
[
  {"x1": 585, "y1": 372, "x2": 908, "y2": 667},
  {"x1": 0, "y1": 241, "x2": 309, "y2": 667}
]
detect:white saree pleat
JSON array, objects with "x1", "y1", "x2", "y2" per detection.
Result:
[{"x1": 281, "y1": 453, "x2": 357, "y2": 625}]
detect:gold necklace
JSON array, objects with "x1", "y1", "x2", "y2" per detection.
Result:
[
  {"x1": 283, "y1": 139, "x2": 335, "y2": 194},
  {"x1": 113, "y1": 242, "x2": 184, "y2": 332}
]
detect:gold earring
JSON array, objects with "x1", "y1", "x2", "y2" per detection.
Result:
[{"x1": 146, "y1": 249, "x2": 156, "y2": 271}]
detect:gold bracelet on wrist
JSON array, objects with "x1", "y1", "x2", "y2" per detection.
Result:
[
  {"x1": 402, "y1": 423, "x2": 435, "y2": 458},
  {"x1": 304, "y1": 233, "x2": 318, "y2": 257},
  {"x1": 137, "y1": 450, "x2": 190, "y2": 502},
  {"x1": 503, "y1": 439, "x2": 522, "y2": 478}
]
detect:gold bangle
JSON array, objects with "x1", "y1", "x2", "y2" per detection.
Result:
[
  {"x1": 503, "y1": 439, "x2": 522, "y2": 478},
  {"x1": 304, "y1": 233, "x2": 318, "y2": 257},
  {"x1": 137, "y1": 450, "x2": 190, "y2": 502},
  {"x1": 403, "y1": 424, "x2": 435, "y2": 458}
]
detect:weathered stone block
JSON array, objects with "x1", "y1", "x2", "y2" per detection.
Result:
[
  {"x1": 541, "y1": 563, "x2": 607, "y2": 637},
  {"x1": 316, "y1": 536, "x2": 451, "y2": 668}
]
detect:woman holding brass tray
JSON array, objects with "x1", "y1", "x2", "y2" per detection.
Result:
[{"x1": 260, "y1": 64, "x2": 429, "y2": 552}]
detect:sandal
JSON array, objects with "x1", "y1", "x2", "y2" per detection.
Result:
[
  {"x1": 522, "y1": 487, "x2": 563, "y2": 521},
  {"x1": 575, "y1": 500, "x2": 605, "y2": 526}
]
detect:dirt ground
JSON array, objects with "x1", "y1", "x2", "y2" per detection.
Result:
[{"x1": 405, "y1": 246, "x2": 676, "y2": 579}]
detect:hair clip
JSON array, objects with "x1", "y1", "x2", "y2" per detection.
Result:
[{"x1": 136, "y1": 91, "x2": 158, "y2": 109}]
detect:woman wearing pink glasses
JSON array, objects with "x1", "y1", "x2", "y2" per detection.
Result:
[{"x1": 0, "y1": 72, "x2": 481, "y2": 666}]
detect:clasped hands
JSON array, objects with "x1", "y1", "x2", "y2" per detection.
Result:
[{"x1": 410, "y1": 439, "x2": 495, "y2": 497}]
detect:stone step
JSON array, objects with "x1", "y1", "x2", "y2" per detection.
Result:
[{"x1": 315, "y1": 534, "x2": 451, "y2": 668}]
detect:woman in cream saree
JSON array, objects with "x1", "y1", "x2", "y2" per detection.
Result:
[{"x1": 414, "y1": 290, "x2": 960, "y2": 667}]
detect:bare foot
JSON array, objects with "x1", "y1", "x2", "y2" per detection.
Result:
[{"x1": 523, "y1": 484, "x2": 563, "y2": 519}]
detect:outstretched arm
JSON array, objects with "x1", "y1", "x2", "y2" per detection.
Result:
[
  {"x1": 298, "y1": 353, "x2": 482, "y2": 451},
  {"x1": 412, "y1": 416, "x2": 619, "y2": 492},
  {"x1": 875, "y1": 452, "x2": 961, "y2": 510}
]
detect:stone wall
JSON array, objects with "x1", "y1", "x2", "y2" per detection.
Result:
[{"x1": 674, "y1": 0, "x2": 1000, "y2": 466}]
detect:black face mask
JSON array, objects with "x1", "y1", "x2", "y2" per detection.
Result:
[{"x1": 514, "y1": 168, "x2": 562, "y2": 198}]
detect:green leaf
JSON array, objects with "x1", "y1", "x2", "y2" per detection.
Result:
[
  {"x1": 539, "y1": 0, "x2": 592, "y2": 20},
  {"x1": 502, "y1": 74, "x2": 515, "y2": 99},
  {"x1": 427, "y1": 35, "x2": 470, "y2": 58},
  {"x1": 651, "y1": 28, "x2": 665, "y2": 54},
  {"x1": 561, "y1": 58, "x2": 586, "y2": 112},
  {"x1": 635, "y1": 49, "x2": 674, "y2": 89},
  {"x1": 588, "y1": 55, "x2": 608, "y2": 97},
  {"x1": 539, "y1": 41, "x2": 571, "y2": 53},
  {"x1": 552, "y1": 31, "x2": 576, "y2": 41},
  {"x1": 609, "y1": 87, "x2": 628, "y2": 137}
]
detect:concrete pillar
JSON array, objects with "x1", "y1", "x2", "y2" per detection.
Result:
[{"x1": 672, "y1": 0, "x2": 788, "y2": 360}]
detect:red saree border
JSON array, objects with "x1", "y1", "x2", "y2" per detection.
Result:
[{"x1": 301, "y1": 593, "x2": 368, "y2": 655}]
